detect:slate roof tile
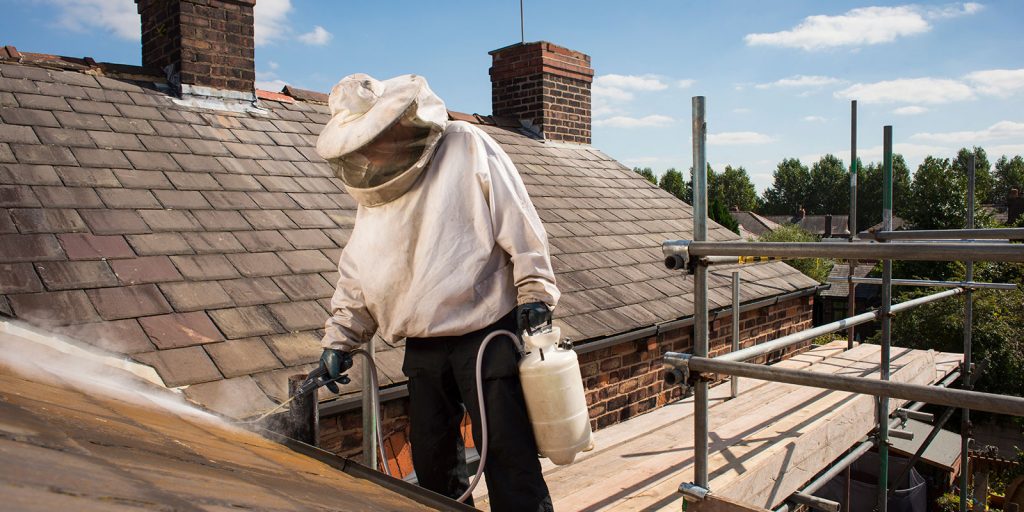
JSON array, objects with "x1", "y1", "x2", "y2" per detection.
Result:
[
  {"x1": 272, "y1": 273, "x2": 333, "y2": 301},
  {"x1": 79, "y1": 208, "x2": 150, "y2": 234},
  {"x1": 205, "y1": 337, "x2": 282, "y2": 378},
  {"x1": 68, "y1": 98, "x2": 120, "y2": 116},
  {"x1": 0, "y1": 125, "x2": 40, "y2": 145},
  {"x1": 138, "y1": 134, "x2": 188, "y2": 153},
  {"x1": 87, "y1": 283, "x2": 172, "y2": 320},
  {"x1": 182, "y1": 376, "x2": 276, "y2": 418},
  {"x1": 35, "y1": 260, "x2": 117, "y2": 290},
  {"x1": 158, "y1": 281, "x2": 233, "y2": 312},
  {"x1": 0, "y1": 262, "x2": 44, "y2": 294},
  {"x1": 170, "y1": 254, "x2": 239, "y2": 281},
  {"x1": 57, "y1": 233, "x2": 133, "y2": 260},
  {"x1": 8, "y1": 289, "x2": 100, "y2": 325},
  {"x1": 127, "y1": 232, "x2": 193, "y2": 256},
  {"x1": 11, "y1": 143, "x2": 77, "y2": 165},
  {"x1": 97, "y1": 188, "x2": 161, "y2": 208},
  {"x1": 248, "y1": 191, "x2": 299, "y2": 209},
  {"x1": 225, "y1": 251, "x2": 290, "y2": 278},
  {"x1": 212, "y1": 172, "x2": 262, "y2": 191},
  {"x1": 55, "y1": 166, "x2": 120, "y2": 187},
  {"x1": 115, "y1": 169, "x2": 173, "y2": 189},
  {"x1": 279, "y1": 249, "x2": 335, "y2": 273},
  {"x1": 172, "y1": 153, "x2": 224, "y2": 173},
  {"x1": 138, "y1": 209, "x2": 202, "y2": 232},
  {"x1": 56, "y1": 318, "x2": 155, "y2": 354},
  {"x1": 267, "y1": 300, "x2": 328, "y2": 332},
  {"x1": 134, "y1": 346, "x2": 222, "y2": 387},
  {"x1": 103, "y1": 116, "x2": 154, "y2": 134},
  {"x1": 203, "y1": 190, "x2": 258, "y2": 209},
  {"x1": 181, "y1": 231, "x2": 245, "y2": 254},
  {"x1": 241, "y1": 209, "x2": 297, "y2": 230},
  {"x1": 235, "y1": 230, "x2": 293, "y2": 251},
  {"x1": 139, "y1": 311, "x2": 224, "y2": 349},
  {"x1": 57, "y1": 111, "x2": 110, "y2": 131},
  {"x1": 263, "y1": 331, "x2": 321, "y2": 366},
  {"x1": 209, "y1": 305, "x2": 284, "y2": 338},
  {"x1": 109, "y1": 255, "x2": 182, "y2": 284},
  {"x1": 219, "y1": 276, "x2": 289, "y2": 306},
  {"x1": 123, "y1": 149, "x2": 179, "y2": 171},
  {"x1": 1, "y1": 107, "x2": 60, "y2": 127},
  {"x1": 0, "y1": 184, "x2": 39, "y2": 207}
]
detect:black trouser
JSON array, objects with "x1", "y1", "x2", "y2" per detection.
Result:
[{"x1": 403, "y1": 309, "x2": 554, "y2": 512}]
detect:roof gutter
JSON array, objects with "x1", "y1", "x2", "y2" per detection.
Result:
[{"x1": 319, "y1": 284, "x2": 826, "y2": 417}]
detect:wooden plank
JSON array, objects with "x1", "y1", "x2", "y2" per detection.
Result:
[
  {"x1": 547, "y1": 344, "x2": 906, "y2": 511},
  {"x1": 684, "y1": 493, "x2": 769, "y2": 512}
]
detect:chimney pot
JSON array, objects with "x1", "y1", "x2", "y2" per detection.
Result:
[
  {"x1": 489, "y1": 41, "x2": 594, "y2": 144},
  {"x1": 135, "y1": 0, "x2": 256, "y2": 93}
]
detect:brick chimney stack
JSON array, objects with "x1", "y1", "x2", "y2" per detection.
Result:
[
  {"x1": 135, "y1": 0, "x2": 256, "y2": 93},
  {"x1": 489, "y1": 42, "x2": 594, "y2": 144}
]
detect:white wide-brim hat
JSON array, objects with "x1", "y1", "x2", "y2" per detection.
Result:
[{"x1": 316, "y1": 73, "x2": 448, "y2": 161}]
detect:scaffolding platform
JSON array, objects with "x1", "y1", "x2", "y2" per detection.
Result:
[{"x1": 473, "y1": 340, "x2": 961, "y2": 511}]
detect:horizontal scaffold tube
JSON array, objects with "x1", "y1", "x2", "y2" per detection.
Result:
[
  {"x1": 870, "y1": 227, "x2": 1024, "y2": 241},
  {"x1": 717, "y1": 288, "x2": 963, "y2": 364},
  {"x1": 662, "y1": 355, "x2": 1024, "y2": 417},
  {"x1": 827, "y1": 276, "x2": 1017, "y2": 290},
  {"x1": 663, "y1": 240, "x2": 1024, "y2": 263}
]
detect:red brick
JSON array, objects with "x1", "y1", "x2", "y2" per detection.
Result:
[
  {"x1": 267, "y1": 300, "x2": 327, "y2": 332},
  {"x1": 134, "y1": 346, "x2": 222, "y2": 387},
  {"x1": 57, "y1": 319, "x2": 155, "y2": 354},
  {"x1": 58, "y1": 233, "x2": 134, "y2": 260},
  {"x1": 170, "y1": 254, "x2": 240, "y2": 281},
  {"x1": 35, "y1": 260, "x2": 118, "y2": 290},
  {"x1": 110, "y1": 256, "x2": 182, "y2": 284},
  {"x1": 0, "y1": 233, "x2": 65, "y2": 261},
  {"x1": 159, "y1": 281, "x2": 234, "y2": 312},
  {"x1": 87, "y1": 284, "x2": 172, "y2": 320},
  {"x1": 0, "y1": 263, "x2": 43, "y2": 293},
  {"x1": 10, "y1": 208, "x2": 87, "y2": 233},
  {"x1": 204, "y1": 337, "x2": 282, "y2": 377},
  {"x1": 139, "y1": 311, "x2": 224, "y2": 349},
  {"x1": 8, "y1": 290, "x2": 100, "y2": 326},
  {"x1": 79, "y1": 209, "x2": 150, "y2": 235},
  {"x1": 209, "y1": 306, "x2": 283, "y2": 338}
]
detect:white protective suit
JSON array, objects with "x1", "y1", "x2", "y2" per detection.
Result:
[{"x1": 320, "y1": 110, "x2": 560, "y2": 350}]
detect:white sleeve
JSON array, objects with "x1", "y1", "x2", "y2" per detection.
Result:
[
  {"x1": 475, "y1": 132, "x2": 561, "y2": 307},
  {"x1": 321, "y1": 248, "x2": 378, "y2": 350}
]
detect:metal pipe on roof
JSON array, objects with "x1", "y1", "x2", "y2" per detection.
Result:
[
  {"x1": 362, "y1": 338, "x2": 378, "y2": 471},
  {"x1": 664, "y1": 240, "x2": 1024, "y2": 262},
  {"x1": 871, "y1": 227, "x2": 1024, "y2": 241},
  {"x1": 731, "y1": 272, "x2": 740, "y2": 399},
  {"x1": 827, "y1": 276, "x2": 1017, "y2": 290},
  {"x1": 662, "y1": 355, "x2": 1024, "y2": 417},
  {"x1": 705, "y1": 288, "x2": 963, "y2": 365},
  {"x1": 691, "y1": 95, "x2": 710, "y2": 490}
]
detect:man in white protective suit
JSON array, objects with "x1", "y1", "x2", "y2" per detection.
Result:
[{"x1": 314, "y1": 73, "x2": 559, "y2": 512}]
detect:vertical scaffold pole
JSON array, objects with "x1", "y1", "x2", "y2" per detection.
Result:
[
  {"x1": 731, "y1": 271, "x2": 740, "y2": 398},
  {"x1": 692, "y1": 96, "x2": 710, "y2": 489},
  {"x1": 961, "y1": 155, "x2": 976, "y2": 512},
  {"x1": 878, "y1": 125, "x2": 893, "y2": 512},
  {"x1": 848, "y1": 100, "x2": 858, "y2": 349}
]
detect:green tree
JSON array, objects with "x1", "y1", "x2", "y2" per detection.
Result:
[
  {"x1": 994, "y1": 155, "x2": 1024, "y2": 204},
  {"x1": 633, "y1": 166, "x2": 657, "y2": 185},
  {"x1": 711, "y1": 165, "x2": 759, "y2": 211},
  {"x1": 757, "y1": 225, "x2": 833, "y2": 282},
  {"x1": 710, "y1": 196, "x2": 740, "y2": 234},
  {"x1": 761, "y1": 158, "x2": 810, "y2": 215},
  {"x1": 952, "y1": 147, "x2": 993, "y2": 204},
  {"x1": 856, "y1": 154, "x2": 911, "y2": 232},
  {"x1": 658, "y1": 168, "x2": 690, "y2": 202},
  {"x1": 806, "y1": 154, "x2": 849, "y2": 215},
  {"x1": 908, "y1": 156, "x2": 964, "y2": 230}
]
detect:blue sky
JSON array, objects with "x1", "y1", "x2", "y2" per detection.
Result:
[{"x1": 2, "y1": 0, "x2": 1022, "y2": 192}]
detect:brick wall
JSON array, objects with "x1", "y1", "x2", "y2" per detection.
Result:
[
  {"x1": 320, "y1": 294, "x2": 814, "y2": 478},
  {"x1": 136, "y1": 0, "x2": 256, "y2": 92},
  {"x1": 489, "y1": 42, "x2": 593, "y2": 145}
]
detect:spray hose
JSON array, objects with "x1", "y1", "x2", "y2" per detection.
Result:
[{"x1": 349, "y1": 349, "x2": 392, "y2": 477}]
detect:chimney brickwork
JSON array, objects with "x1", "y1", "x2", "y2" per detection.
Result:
[
  {"x1": 489, "y1": 42, "x2": 593, "y2": 144},
  {"x1": 136, "y1": 0, "x2": 256, "y2": 92}
]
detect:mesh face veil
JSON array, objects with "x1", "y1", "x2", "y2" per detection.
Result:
[{"x1": 329, "y1": 105, "x2": 443, "y2": 207}]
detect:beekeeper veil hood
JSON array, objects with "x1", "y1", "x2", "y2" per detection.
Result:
[{"x1": 316, "y1": 73, "x2": 448, "y2": 207}]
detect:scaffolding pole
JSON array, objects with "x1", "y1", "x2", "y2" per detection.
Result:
[
  {"x1": 878, "y1": 125, "x2": 894, "y2": 512},
  {"x1": 663, "y1": 240, "x2": 1024, "y2": 263},
  {"x1": 870, "y1": 227, "x2": 1024, "y2": 241},
  {"x1": 731, "y1": 272, "x2": 740, "y2": 398},
  {"x1": 691, "y1": 96, "x2": 710, "y2": 490},
  {"x1": 827, "y1": 276, "x2": 1017, "y2": 290},
  {"x1": 961, "y1": 155, "x2": 976, "y2": 512},
  {"x1": 849, "y1": 100, "x2": 858, "y2": 350}
]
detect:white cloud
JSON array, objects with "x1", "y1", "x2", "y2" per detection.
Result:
[
  {"x1": 744, "y1": 3, "x2": 981, "y2": 51},
  {"x1": 254, "y1": 0, "x2": 292, "y2": 46},
  {"x1": 910, "y1": 120, "x2": 1024, "y2": 145},
  {"x1": 593, "y1": 74, "x2": 676, "y2": 123},
  {"x1": 894, "y1": 106, "x2": 928, "y2": 116},
  {"x1": 756, "y1": 75, "x2": 842, "y2": 89},
  {"x1": 835, "y1": 78, "x2": 974, "y2": 104},
  {"x1": 964, "y1": 69, "x2": 1024, "y2": 97},
  {"x1": 733, "y1": 108, "x2": 751, "y2": 114},
  {"x1": 593, "y1": 115, "x2": 674, "y2": 128},
  {"x1": 677, "y1": 79, "x2": 696, "y2": 89},
  {"x1": 45, "y1": 0, "x2": 140, "y2": 40},
  {"x1": 268, "y1": 61, "x2": 280, "y2": 71},
  {"x1": 803, "y1": 116, "x2": 827, "y2": 123},
  {"x1": 707, "y1": 131, "x2": 775, "y2": 145},
  {"x1": 595, "y1": 74, "x2": 669, "y2": 92},
  {"x1": 298, "y1": 25, "x2": 332, "y2": 46}
]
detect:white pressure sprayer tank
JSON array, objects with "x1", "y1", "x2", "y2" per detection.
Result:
[{"x1": 519, "y1": 327, "x2": 595, "y2": 465}]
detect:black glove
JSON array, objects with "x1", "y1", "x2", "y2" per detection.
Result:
[
  {"x1": 516, "y1": 302, "x2": 552, "y2": 336},
  {"x1": 316, "y1": 349, "x2": 353, "y2": 394}
]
